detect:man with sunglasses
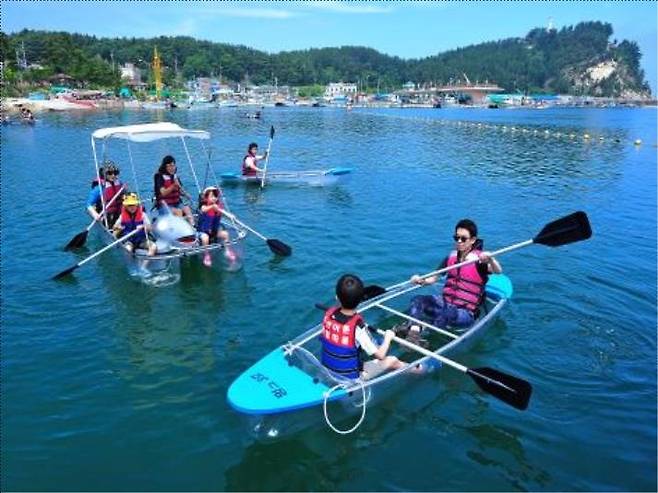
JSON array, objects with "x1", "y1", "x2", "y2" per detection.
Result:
[
  {"x1": 407, "y1": 219, "x2": 502, "y2": 332},
  {"x1": 86, "y1": 161, "x2": 125, "y2": 228}
]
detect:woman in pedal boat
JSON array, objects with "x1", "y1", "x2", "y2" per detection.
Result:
[
  {"x1": 321, "y1": 274, "x2": 424, "y2": 380},
  {"x1": 154, "y1": 155, "x2": 194, "y2": 225},
  {"x1": 86, "y1": 161, "x2": 124, "y2": 228},
  {"x1": 241, "y1": 142, "x2": 268, "y2": 176},
  {"x1": 408, "y1": 219, "x2": 502, "y2": 331}
]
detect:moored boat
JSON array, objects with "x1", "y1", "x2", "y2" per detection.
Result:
[
  {"x1": 227, "y1": 273, "x2": 513, "y2": 439},
  {"x1": 220, "y1": 167, "x2": 352, "y2": 187}
]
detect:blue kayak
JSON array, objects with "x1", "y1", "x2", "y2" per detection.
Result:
[{"x1": 227, "y1": 273, "x2": 513, "y2": 438}]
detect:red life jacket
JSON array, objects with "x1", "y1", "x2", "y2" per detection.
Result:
[
  {"x1": 442, "y1": 249, "x2": 486, "y2": 314},
  {"x1": 102, "y1": 180, "x2": 123, "y2": 213},
  {"x1": 160, "y1": 174, "x2": 181, "y2": 205},
  {"x1": 120, "y1": 206, "x2": 145, "y2": 242},
  {"x1": 320, "y1": 307, "x2": 363, "y2": 379},
  {"x1": 242, "y1": 154, "x2": 257, "y2": 176}
]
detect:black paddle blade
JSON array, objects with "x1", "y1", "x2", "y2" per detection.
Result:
[
  {"x1": 52, "y1": 265, "x2": 78, "y2": 280},
  {"x1": 270, "y1": 125, "x2": 275, "y2": 139},
  {"x1": 468, "y1": 367, "x2": 532, "y2": 410},
  {"x1": 267, "y1": 238, "x2": 291, "y2": 257},
  {"x1": 533, "y1": 211, "x2": 592, "y2": 247},
  {"x1": 362, "y1": 285, "x2": 387, "y2": 302},
  {"x1": 64, "y1": 230, "x2": 88, "y2": 250}
]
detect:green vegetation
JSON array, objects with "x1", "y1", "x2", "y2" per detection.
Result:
[{"x1": 0, "y1": 21, "x2": 650, "y2": 97}]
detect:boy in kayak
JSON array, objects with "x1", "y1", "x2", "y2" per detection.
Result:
[
  {"x1": 241, "y1": 142, "x2": 268, "y2": 176},
  {"x1": 321, "y1": 274, "x2": 421, "y2": 380},
  {"x1": 407, "y1": 219, "x2": 502, "y2": 333},
  {"x1": 112, "y1": 193, "x2": 157, "y2": 256},
  {"x1": 197, "y1": 186, "x2": 237, "y2": 267}
]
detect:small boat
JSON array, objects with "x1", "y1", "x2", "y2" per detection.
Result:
[
  {"x1": 220, "y1": 167, "x2": 352, "y2": 187},
  {"x1": 86, "y1": 122, "x2": 247, "y2": 282},
  {"x1": 227, "y1": 273, "x2": 513, "y2": 439}
]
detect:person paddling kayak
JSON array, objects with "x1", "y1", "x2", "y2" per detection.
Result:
[
  {"x1": 407, "y1": 219, "x2": 502, "y2": 333},
  {"x1": 241, "y1": 142, "x2": 268, "y2": 176}
]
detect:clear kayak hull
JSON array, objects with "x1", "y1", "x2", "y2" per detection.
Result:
[
  {"x1": 220, "y1": 168, "x2": 352, "y2": 187},
  {"x1": 227, "y1": 274, "x2": 513, "y2": 439}
]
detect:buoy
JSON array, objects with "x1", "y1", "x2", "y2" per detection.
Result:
[
  {"x1": 634, "y1": 139, "x2": 642, "y2": 146},
  {"x1": 584, "y1": 133, "x2": 591, "y2": 139},
  {"x1": 544, "y1": 129, "x2": 550, "y2": 134}
]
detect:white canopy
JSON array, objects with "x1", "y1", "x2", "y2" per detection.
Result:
[{"x1": 92, "y1": 122, "x2": 210, "y2": 142}]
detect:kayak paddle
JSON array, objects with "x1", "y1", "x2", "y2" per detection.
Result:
[
  {"x1": 260, "y1": 125, "x2": 275, "y2": 189},
  {"x1": 380, "y1": 328, "x2": 532, "y2": 411},
  {"x1": 314, "y1": 303, "x2": 531, "y2": 411},
  {"x1": 64, "y1": 185, "x2": 125, "y2": 250},
  {"x1": 53, "y1": 227, "x2": 141, "y2": 280},
  {"x1": 218, "y1": 207, "x2": 291, "y2": 257},
  {"x1": 377, "y1": 211, "x2": 592, "y2": 295}
]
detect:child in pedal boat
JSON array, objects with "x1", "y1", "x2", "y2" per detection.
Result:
[
  {"x1": 321, "y1": 274, "x2": 422, "y2": 380},
  {"x1": 112, "y1": 193, "x2": 157, "y2": 256},
  {"x1": 408, "y1": 219, "x2": 502, "y2": 332},
  {"x1": 197, "y1": 186, "x2": 237, "y2": 267},
  {"x1": 241, "y1": 142, "x2": 268, "y2": 176}
]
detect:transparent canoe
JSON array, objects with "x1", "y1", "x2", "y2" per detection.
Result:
[{"x1": 227, "y1": 274, "x2": 513, "y2": 440}]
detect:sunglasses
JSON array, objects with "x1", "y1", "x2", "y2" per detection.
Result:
[
  {"x1": 105, "y1": 171, "x2": 119, "y2": 176},
  {"x1": 453, "y1": 235, "x2": 471, "y2": 243}
]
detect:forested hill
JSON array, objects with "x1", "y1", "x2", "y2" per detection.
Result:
[{"x1": 1, "y1": 21, "x2": 651, "y2": 97}]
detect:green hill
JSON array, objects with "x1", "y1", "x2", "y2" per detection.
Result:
[{"x1": 1, "y1": 21, "x2": 650, "y2": 98}]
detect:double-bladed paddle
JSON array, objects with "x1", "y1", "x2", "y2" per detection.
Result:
[
  {"x1": 374, "y1": 326, "x2": 532, "y2": 411},
  {"x1": 313, "y1": 302, "x2": 532, "y2": 411},
  {"x1": 218, "y1": 207, "x2": 291, "y2": 257},
  {"x1": 64, "y1": 185, "x2": 126, "y2": 250},
  {"x1": 260, "y1": 125, "x2": 275, "y2": 189},
  {"x1": 368, "y1": 211, "x2": 593, "y2": 298},
  {"x1": 53, "y1": 227, "x2": 141, "y2": 280}
]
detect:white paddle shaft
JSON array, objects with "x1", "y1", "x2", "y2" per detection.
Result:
[{"x1": 77, "y1": 228, "x2": 141, "y2": 268}]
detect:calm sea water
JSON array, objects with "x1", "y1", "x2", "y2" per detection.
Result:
[{"x1": 1, "y1": 106, "x2": 656, "y2": 491}]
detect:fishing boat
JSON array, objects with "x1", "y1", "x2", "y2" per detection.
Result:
[
  {"x1": 227, "y1": 273, "x2": 514, "y2": 439},
  {"x1": 220, "y1": 167, "x2": 352, "y2": 187},
  {"x1": 86, "y1": 122, "x2": 247, "y2": 281}
]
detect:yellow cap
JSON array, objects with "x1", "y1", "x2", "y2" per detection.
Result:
[{"x1": 123, "y1": 193, "x2": 140, "y2": 206}]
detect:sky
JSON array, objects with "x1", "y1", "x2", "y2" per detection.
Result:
[{"x1": 3, "y1": 0, "x2": 657, "y2": 95}]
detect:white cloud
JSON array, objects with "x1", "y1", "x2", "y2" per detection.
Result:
[
  {"x1": 300, "y1": 1, "x2": 394, "y2": 14},
  {"x1": 195, "y1": 5, "x2": 302, "y2": 19}
]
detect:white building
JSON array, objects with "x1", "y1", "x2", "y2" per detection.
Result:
[
  {"x1": 324, "y1": 82, "x2": 357, "y2": 99},
  {"x1": 120, "y1": 63, "x2": 141, "y2": 85}
]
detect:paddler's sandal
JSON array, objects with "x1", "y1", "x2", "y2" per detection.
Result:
[
  {"x1": 394, "y1": 321, "x2": 413, "y2": 338},
  {"x1": 405, "y1": 326, "x2": 430, "y2": 349}
]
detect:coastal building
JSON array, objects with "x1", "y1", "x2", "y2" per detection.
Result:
[
  {"x1": 120, "y1": 64, "x2": 141, "y2": 86},
  {"x1": 324, "y1": 82, "x2": 357, "y2": 100}
]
